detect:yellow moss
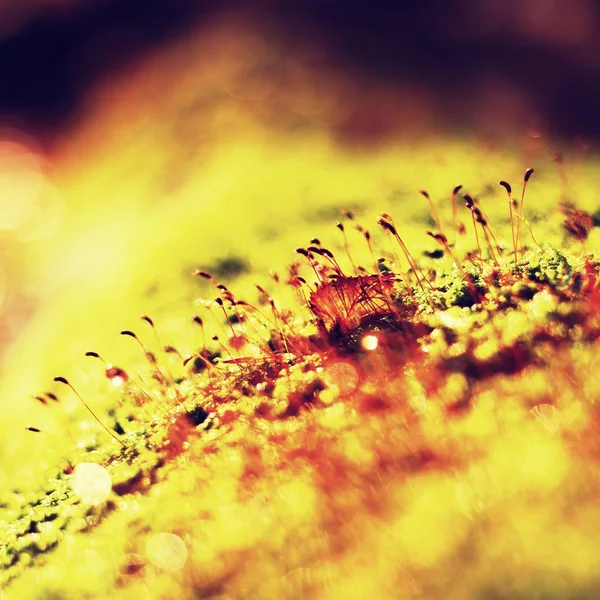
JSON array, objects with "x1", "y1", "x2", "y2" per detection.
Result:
[
  {"x1": 486, "y1": 430, "x2": 569, "y2": 496},
  {"x1": 389, "y1": 476, "x2": 469, "y2": 567}
]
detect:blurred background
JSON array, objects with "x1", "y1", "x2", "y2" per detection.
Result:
[
  {"x1": 2, "y1": 0, "x2": 600, "y2": 145},
  {"x1": 0, "y1": 0, "x2": 600, "y2": 471}
]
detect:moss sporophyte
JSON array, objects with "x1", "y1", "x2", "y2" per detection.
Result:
[{"x1": 4, "y1": 167, "x2": 600, "y2": 597}]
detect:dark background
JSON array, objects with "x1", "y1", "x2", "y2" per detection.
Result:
[{"x1": 1, "y1": 0, "x2": 599, "y2": 145}]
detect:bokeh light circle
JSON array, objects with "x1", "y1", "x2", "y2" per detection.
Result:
[
  {"x1": 72, "y1": 462, "x2": 112, "y2": 505},
  {"x1": 530, "y1": 403, "x2": 561, "y2": 434},
  {"x1": 361, "y1": 334, "x2": 379, "y2": 351},
  {"x1": 145, "y1": 532, "x2": 188, "y2": 571},
  {"x1": 0, "y1": 138, "x2": 44, "y2": 230},
  {"x1": 326, "y1": 361, "x2": 359, "y2": 396}
]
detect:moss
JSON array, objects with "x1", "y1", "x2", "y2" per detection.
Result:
[
  {"x1": 5, "y1": 83, "x2": 600, "y2": 599},
  {"x1": 7, "y1": 216, "x2": 600, "y2": 595},
  {"x1": 526, "y1": 247, "x2": 573, "y2": 285}
]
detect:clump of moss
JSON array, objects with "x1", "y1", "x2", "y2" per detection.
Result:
[
  {"x1": 5, "y1": 167, "x2": 600, "y2": 600},
  {"x1": 525, "y1": 246, "x2": 573, "y2": 285}
]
